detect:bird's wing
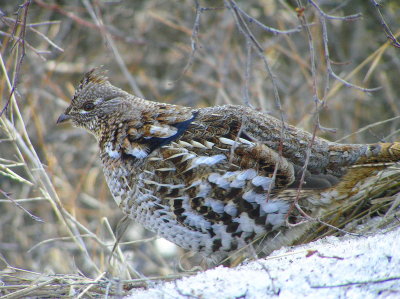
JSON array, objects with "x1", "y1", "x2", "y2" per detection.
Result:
[
  {"x1": 134, "y1": 105, "x2": 338, "y2": 246},
  {"x1": 120, "y1": 105, "x2": 197, "y2": 160},
  {"x1": 152, "y1": 136, "x2": 296, "y2": 239}
]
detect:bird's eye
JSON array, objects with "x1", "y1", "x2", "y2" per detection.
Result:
[{"x1": 82, "y1": 102, "x2": 95, "y2": 111}]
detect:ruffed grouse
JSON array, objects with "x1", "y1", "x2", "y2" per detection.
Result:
[{"x1": 57, "y1": 69, "x2": 400, "y2": 261}]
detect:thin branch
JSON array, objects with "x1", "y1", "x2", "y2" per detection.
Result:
[
  {"x1": 308, "y1": 0, "x2": 362, "y2": 21},
  {"x1": 226, "y1": 0, "x2": 284, "y2": 114},
  {"x1": 1, "y1": 16, "x2": 61, "y2": 27},
  {"x1": 28, "y1": 27, "x2": 63, "y2": 52},
  {"x1": 82, "y1": 0, "x2": 144, "y2": 98},
  {"x1": 0, "y1": 30, "x2": 50, "y2": 57},
  {"x1": 311, "y1": 276, "x2": 400, "y2": 289},
  {"x1": 335, "y1": 115, "x2": 400, "y2": 143},
  {"x1": 232, "y1": 3, "x2": 303, "y2": 35},
  {"x1": 290, "y1": 202, "x2": 362, "y2": 237},
  {"x1": 33, "y1": 0, "x2": 143, "y2": 44},
  {"x1": 330, "y1": 70, "x2": 381, "y2": 93},
  {"x1": 33, "y1": 0, "x2": 98, "y2": 29},
  {"x1": 370, "y1": 0, "x2": 400, "y2": 48},
  {"x1": 1, "y1": 15, "x2": 63, "y2": 52},
  {"x1": 313, "y1": 3, "x2": 381, "y2": 94},
  {"x1": 226, "y1": 0, "x2": 290, "y2": 205},
  {"x1": 170, "y1": 0, "x2": 202, "y2": 83},
  {"x1": 0, "y1": 189, "x2": 44, "y2": 222},
  {"x1": 0, "y1": 0, "x2": 30, "y2": 117}
]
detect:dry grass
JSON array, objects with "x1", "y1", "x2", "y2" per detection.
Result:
[{"x1": 0, "y1": 0, "x2": 400, "y2": 297}]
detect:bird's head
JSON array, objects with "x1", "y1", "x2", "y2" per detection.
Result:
[
  {"x1": 57, "y1": 68, "x2": 132, "y2": 136},
  {"x1": 58, "y1": 68, "x2": 197, "y2": 156}
]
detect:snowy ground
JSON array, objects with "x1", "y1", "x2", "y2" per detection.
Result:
[{"x1": 129, "y1": 226, "x2": 400, "y2": 299}]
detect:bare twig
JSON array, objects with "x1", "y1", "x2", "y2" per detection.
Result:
[
  {"x1": 1, "y1": 16, "x2": 61, "y2": 27},
  {"x1": 308, "y1": 0, "x2": 362, "y2": 21},
  {"x1": 0, "y1": 30, "x2": 50, "y2": 58},
  {"x1": 1, "y1": 14, "x2": 63, "y2": 52},
  {"x1": 33, "y1": 0, "x2": 98, "y2": 29},
  {"x1": 0, "y1": 189, "x2": 44, "y2": 222},
  {"x1": 168, "y1": 0, "x2": 203, "y2": 83},
  {"x1": 82, "y1": 0, "x2": 144, "y2": 98},
  {"x1": 292, "y1": 202, "x2": 362, "y2": 237},
  {"x1": 28, "y1": 27, "x2": 63, "y2": 52},
  {"x1": 311, "y1": 276, "x2": 400, "y2": 289},
  {"x1": 370, "y1": 0, "x2": 400, "y2": 48},
  {"x1": 290, "y1": 0, "x2": 324, "y2": 217},
  {"x1": 335, "y1": 115, "x2": 400, "y2": 142},
  {"x1": 313, "y1": 3, "x2": 381, "y2": 94},
  {"x1": 0, "y1": 0, "x2": 30, "y2": 117},
  {"x1": 226, "y1": 0, "x2": 286, "y2": 126},
  {"x1": 232, "y1": 3, "x2": 303, "y2": 35}
]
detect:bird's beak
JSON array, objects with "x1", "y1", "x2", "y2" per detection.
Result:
[{"x1": 56, "y1": 113, "x2": 71, "y2": 124}]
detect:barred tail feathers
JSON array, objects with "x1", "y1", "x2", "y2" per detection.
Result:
[
  {"x1": 360, "y1": 142, "x2": 400, "y2": 164},
  {"x1": 329, "y1": 142, "x2": 400, "y2": 167}
]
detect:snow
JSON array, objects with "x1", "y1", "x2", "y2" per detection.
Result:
[{"x1": 129, "y1": 226, "x2": 400, "y2": 298}]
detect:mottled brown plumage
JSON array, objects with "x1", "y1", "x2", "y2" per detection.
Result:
[{"x1": 57, "y1": 69, "x2": 400, "y2": 261}]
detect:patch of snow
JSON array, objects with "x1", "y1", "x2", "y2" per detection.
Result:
[{"x1": 128, "y1": 226, "x2": 400, "y2": 299}]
